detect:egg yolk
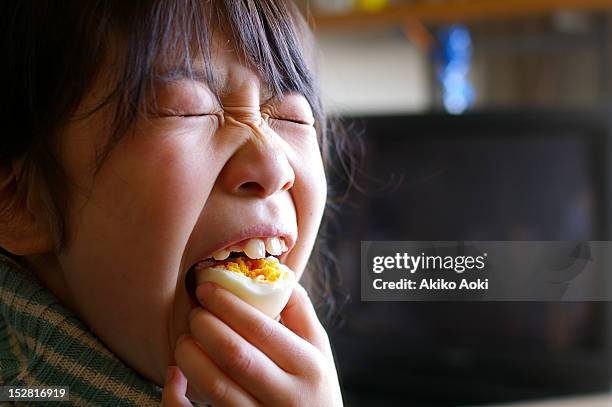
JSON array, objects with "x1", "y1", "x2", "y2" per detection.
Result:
[{"x1": 215, "y1": 256, "x2": 284, "y2": 282}]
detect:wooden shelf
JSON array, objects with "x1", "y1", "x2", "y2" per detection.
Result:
[{"x1": 312, "y1": 0, "x2": 612, "y2": 30}]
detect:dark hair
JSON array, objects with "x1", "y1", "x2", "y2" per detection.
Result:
[
  {"x1": 1, "y1": 0, "x2": 352, "y2": 321},
  {"x1": 2, "y1": 0, "x2": 326, "y2": 246}
]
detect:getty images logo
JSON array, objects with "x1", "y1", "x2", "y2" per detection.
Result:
[{"x1": 372, "y1": 251, "x2": 487, "y2": 274}]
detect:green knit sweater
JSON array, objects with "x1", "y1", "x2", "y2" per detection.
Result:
[{"x1": 0, "y1": 252, "x2": 163, "y2": 406}]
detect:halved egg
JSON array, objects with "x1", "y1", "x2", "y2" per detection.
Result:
[{"x1": 194, "y1": 255, "x2": 295, "y2": 318}]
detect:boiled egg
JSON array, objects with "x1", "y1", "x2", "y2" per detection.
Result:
[{"x1": 194, "y1": 255, "x2": 295, "y2": 318}]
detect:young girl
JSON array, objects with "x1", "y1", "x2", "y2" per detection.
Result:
[{"x1": 0, "y1": 1, "x2": 344, "y2": 405}]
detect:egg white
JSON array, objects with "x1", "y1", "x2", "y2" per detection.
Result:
[{"x1": 195, "y1": 262, "x2": 295, "y2": 318}]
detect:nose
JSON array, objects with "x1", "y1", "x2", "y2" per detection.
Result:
[{"x1": 219, "y1": 132, "x2": 295, "y2": 198}]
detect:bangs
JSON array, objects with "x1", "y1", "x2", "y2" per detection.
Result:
[
  {"x1": 88, "y1": 0, "x2": 324, "y2": 167},
  {"x1": 2, "y1": 0, "x2": 334, "y2": 252},
  {"x1": 3, "y1": 0, "x2": 346, "y2": 314}
]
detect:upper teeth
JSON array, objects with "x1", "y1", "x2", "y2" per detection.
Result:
[
  {"x1": 210, "y1": 237, "x2": 288, "y2": 261},
  {"x1": 212, "y1": 249, "x2": 230, "y2": 261},
  {"x1": 244, "y1": 238, "x2": 265, "y2": 259},
  {"x1": 265, "y1": 237, "x2": 282, "y2": 256}
]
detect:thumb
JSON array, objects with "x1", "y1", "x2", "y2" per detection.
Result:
[
  {"x1": 280, "y1": 284, "x2": 330, "y2": 353},
  {"x1": 161, "y1": 366, "x2": 192, "y2": 407}
]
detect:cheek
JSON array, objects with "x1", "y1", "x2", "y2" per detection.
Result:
[
  {"x1": 58, "y1": 122, "x2": 218, "y2": 380},
  {"x1": 67, "y1": 125, "x2": 215, "y2": 270},
  {"x1": 273, "y1": 123, "x2": 327, "y2": 202},
  {"x1": 296, "y1": 139, "x2": 327, "y2": 217},
  {"x1": 290, "y1": 126, "x2": 327, "y2": 210},
  {"x1": 280, "y1": 127, "x2": 328, "y2": 276}
]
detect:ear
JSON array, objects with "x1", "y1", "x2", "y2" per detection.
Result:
[{"x1": 0, "y1": 158, "x2": 54, "y2": 255}]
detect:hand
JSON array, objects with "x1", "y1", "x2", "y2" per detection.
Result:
[{"x1": 162, "y1": 282, "x2": 344, "y2": 406}]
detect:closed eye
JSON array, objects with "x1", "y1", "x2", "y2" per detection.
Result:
[
  {"x1": 173, "y1": 113, "x2": 215, "y2": 118},
  {"x1": 269, "y1": 117, "x2": 314, "y2": 126},
  {"x1": 153, "y1": 107, "x2": 217, "y2": 118}
]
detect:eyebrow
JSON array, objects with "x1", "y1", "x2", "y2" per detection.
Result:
[
  {"x1": 155, "y1": 66, "x2": 275, "y2": 103},
  {"x1": 156, "y1": 67, "x2": 227, "y2": 93}
]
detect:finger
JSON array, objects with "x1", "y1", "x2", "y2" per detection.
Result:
[
  {"x1": 161, "y1": 366, "x2": 192, "y2": 407},
  {"x1": 280, "y1": 283, "x2": 331, "y2": 354},
  {"x1": 189, "y1": 307, "x2": 293, "y2": 405},
  {"x1": 175, "y1": 334, "x2": 259, "y2": 407},
  {"x1": 195, "y1": 283, "x2": 315, "y2": 373}
]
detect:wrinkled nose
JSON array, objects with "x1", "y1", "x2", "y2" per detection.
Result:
[{"x1": 219, "y1": 133, "x2": 295, "y2": 198}]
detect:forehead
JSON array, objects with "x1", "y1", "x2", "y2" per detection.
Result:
[{"x1": 154, "y1": 33, "x2": 275, "y2": 102}]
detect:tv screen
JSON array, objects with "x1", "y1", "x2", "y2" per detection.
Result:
[{"x1": 327, "y1": 111, "x2": 612, "y2": 405}]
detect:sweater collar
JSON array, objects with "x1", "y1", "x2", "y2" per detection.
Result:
[{"x1": 0, "y1": 252, "x2": 162, "y2": 405}]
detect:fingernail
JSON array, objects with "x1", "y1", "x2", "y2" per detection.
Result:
[
  {"x1": 165, "y1": 366, "x2": 175, "y2": 383},
  {"x1": 195, "y1": 282, "x2": 215, "y2": 305}
]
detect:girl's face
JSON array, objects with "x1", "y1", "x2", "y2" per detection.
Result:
[{"x1": 46, "y1": 37, "x2": 327, "y2": 384}]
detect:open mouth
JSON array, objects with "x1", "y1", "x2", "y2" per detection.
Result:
[{"x1": 185, "y1": 236, "x2": 291, "y2": 307}]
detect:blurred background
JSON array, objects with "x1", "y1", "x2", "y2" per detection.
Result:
[{"x1": 294, "y1": 0, "x2": 612, "y2": 406}]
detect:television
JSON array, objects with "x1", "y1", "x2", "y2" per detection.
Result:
[{"x1": 326, "y1": 110, "x2": 612, "y2": 405}]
